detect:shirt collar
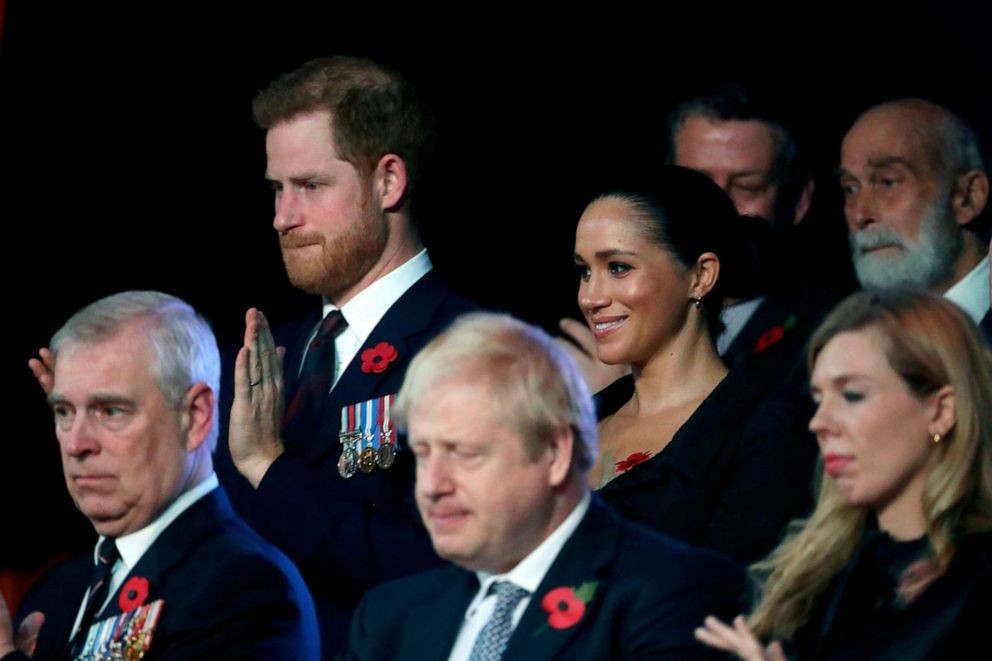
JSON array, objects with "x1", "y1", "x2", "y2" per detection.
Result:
[
  {"x1": 100, "y1": 473, "x2": 219, "y2": 572},
  {"x1": 944, "y1": 255, "x2": 990, "y2": 325},
  {"x1": 473, "y1": 491, "x2": 591, "y2": 598},
  {"x1": 322, "y1": 249, "x2": 432, "y2": 343}
]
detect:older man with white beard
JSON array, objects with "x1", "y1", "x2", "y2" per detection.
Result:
[{"x1": 839, "y1": 98, "x2": 991, "y2": 341}]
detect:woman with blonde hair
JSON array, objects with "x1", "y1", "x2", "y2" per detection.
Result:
[{"x1": 696, "y1": 288, "x2": 992, "y2": 659}]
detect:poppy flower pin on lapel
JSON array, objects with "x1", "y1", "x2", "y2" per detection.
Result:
[
  {"x1": 360, "y1": 342, "x2": 399, "y2": 374},
  {"x1": 754, "y1": 313, "x2": 799, "y2": 353},
  {"x1": 539, "y1": 581, "x2": 598, "y2": 631},
  {"x1": 119, "y1": 576, "x2": 150, "y2": 612}
]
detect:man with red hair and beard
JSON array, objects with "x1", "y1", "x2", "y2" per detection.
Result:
[
  {"x1": 839, "y1": 98, "x2": 990, "y2": 341},
  {"x1": 216, "y1": 56, "x2": 476, "y2": 657}
]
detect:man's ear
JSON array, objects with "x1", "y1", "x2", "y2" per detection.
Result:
[
  {"x1": 951, "y1": 170, "x2": 989, "y2": 226},
  {"x1": 374, "y1": 153, "x2": 409, "y2": 211},
  {"x1": 792, "y1": 179, "x2": 815, "y2": 225},
  {"x1": 547, "y1": 426, "x2": 575, "y2": 489},
  {"x1": 182, "y1": 382, "x2": 215, "y2": 452},
  {"x1": 689, "y1": 252, "x2": 720, "y2": 299}
]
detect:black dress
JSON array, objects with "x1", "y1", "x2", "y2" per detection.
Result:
[
  {"x1": 788, "y1": 526, "x2": 992, "y2": 659},
  {"x1": 595, "y1": 356, "x2": 819, "y2": 565}
]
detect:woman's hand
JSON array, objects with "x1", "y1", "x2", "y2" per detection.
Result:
[{"x1": 695, "y1": 615, "x2": 786, "y2": 661}]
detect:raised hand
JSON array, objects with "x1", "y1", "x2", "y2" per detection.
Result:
[{"x1": 229, "y1": 308, "x2": 287, "y2": 488}]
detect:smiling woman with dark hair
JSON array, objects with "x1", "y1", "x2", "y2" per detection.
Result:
[
  {"x1": 573, "y1": 165, "x2": 819, "y2": 565},
  {"x1": 697, "y1": 288, "x2": 992, "y2": 659}
]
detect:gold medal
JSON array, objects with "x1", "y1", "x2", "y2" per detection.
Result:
[{"x1": 358, "y1": 446, "x2": 377, "y2": 473}]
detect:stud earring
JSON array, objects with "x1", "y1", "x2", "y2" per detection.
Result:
[
  {"x1": 932, "y1": 432, "x2": 942, "y2": 446},
  {"x1": 691, "y1": 297, "x2": 702, "y2": 309}
]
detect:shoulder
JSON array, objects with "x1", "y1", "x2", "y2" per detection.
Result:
[
  {"x1": 613, "y1": 518, "x2": 746, "y2": 590},
  {"x1": 359, "y1": 565, "x2": 463, "y2": 610},
  {"x1": 14, "y1": 554, "x2": 90, "y2": 620}
]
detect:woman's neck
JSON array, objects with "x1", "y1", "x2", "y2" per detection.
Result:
[{"x1": 627, "y1": 326, "x2": 728, "y2": 417}]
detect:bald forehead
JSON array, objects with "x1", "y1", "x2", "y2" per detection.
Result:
[{"x1": 842, "y1": 101, "x2": 953, "y2": 177}]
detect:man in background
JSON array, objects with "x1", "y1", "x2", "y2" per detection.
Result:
[{"x1": 840, "y1": 98, "x2": 990, "y2": 340}]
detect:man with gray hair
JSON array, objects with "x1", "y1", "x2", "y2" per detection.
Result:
[
  {"x1": 7, "y1": 291, "x2": 319, "y2": 660},
  {"x1": 345, "y1": 313, "x2": 744, "y2": 660},
  {"x1": 840, "y1": 98, "x2": 991, "y2": 340}
]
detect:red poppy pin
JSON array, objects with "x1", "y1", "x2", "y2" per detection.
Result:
[
  {"x1": 896, "y1": 558, "x2": 938, "y2": 606},
  {"x1": 119, "y1": 576, "x2": 149, "y2": 612},
  {"x1": 360, "y1": 342, "x2": 399, "y2": 374},
  {"x1": 539, "y1": 581, "x2": 598, "y2": 631},
  {"x1": 754, "y1": 313, "x2": 799, "y2": 353},
  {"x1": 615, "y1": 451, "x2": 652, "y2": 473}
]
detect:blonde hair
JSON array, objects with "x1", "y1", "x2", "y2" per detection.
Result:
[
  {"x1": 748, "y1": 289, "x2": 992, "y2": 640},
  {"x1": 394, "y1": 312, "x2": 598, "y2": 475}
]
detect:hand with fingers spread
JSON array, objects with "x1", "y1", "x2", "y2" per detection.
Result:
[
  {"x1": 27, "y1": 347, "x2": 56, "y2": 396},
  {"x1": 230, "y1": 308, "x2": 288, "y2": 488},
  {"x1": 0, "y1": 593, "x2": 45, "y2": 658},
  {"x1": 695, "y1": 615, "x2": 786, "y2": 661},
  {"x1": 556, "y1": 318, "x2": 630, "y2": 394}
]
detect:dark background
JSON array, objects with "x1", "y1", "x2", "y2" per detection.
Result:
[{"x1": 2, "y1": 3, "x2": 990, "y2": 567}]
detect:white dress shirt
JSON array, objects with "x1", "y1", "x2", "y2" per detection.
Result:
[
  {"x1": 944, "y1": 255, "x2": 990, "y2": 325},
  {"x1": 447, "y1": 492, "x2": 592, "y2": 661},
  {"x1": 70, "y1": 474, "x2": 219, "y2": 638},
  {"x1": 300, "y1": 249, "x2": 433, "y2": 387}
]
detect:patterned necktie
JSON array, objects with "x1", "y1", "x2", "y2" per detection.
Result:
[
  {"x1": 70, "y1": 538, "x2": 119, "y2": 653},
  {"x1": 469, "y1": 581, "x2": 529, "y2": 661},
  {"x1": 284, "y1": 310, "x2": 348, "y2": 428}
]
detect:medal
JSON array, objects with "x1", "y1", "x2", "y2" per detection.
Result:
[
  {"x1": 358, "y1": 398, "x2": 377, "y2": 473},
  {"x1": 376, "y1": 439, "x2": 395, "y2": 469},
  {"x1": 338, "y1": 443, "x2": 358, "y2": 478},
  {"x1": 358, "y1": 447, "x2": 377, "y2": 473},
  {"x1": 338, "y1": 405, "x2": 361, "y2": 478},
  {"x1": 377, "y1": 394, "x2": 396, "y2": 469}
]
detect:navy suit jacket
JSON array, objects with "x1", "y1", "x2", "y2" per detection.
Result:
[
  {"x1": 215, "y1": 269, "x2": 477, "y2": 656},
  {"x1": 344, "y1": 497, "x2": 747, "y2": 660},
  {"x1": 10, "y1": 488, "x2": 319, "y2": 660},
  {"x1": 980, "y1": 309, "x2": 991, "y2": 345}
]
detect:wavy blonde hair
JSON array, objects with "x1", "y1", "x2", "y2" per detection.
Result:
[{"x1": 748, "y1": 289, "x2": 992, "y2": 641}]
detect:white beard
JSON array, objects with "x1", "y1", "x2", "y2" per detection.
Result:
[{"x1": 849, "y1": 189, "x2": 961, "y2": 290}]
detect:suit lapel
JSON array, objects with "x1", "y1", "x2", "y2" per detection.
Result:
[
  {"x1": 980, "y1": 309, "x2": 992, "y2": 346},
  {"x1": 502, "y1": 498, "x2": 619, "y2": 660},
  {"x1": 94, "y1": 489, "x2": 234, "y2": 622},
  {"x1": 302, "y1": 271, "x2": 457, "y2": 462},
  {"x1": 401, "y1": 568, "x2": 478, "y2": 661},
  {"x1": 26, "y1": 559, "x2": 91, "y2": 661}
]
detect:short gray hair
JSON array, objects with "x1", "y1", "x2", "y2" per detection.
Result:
[
  {"x1": 394, "y1": 313, "x2": 598, "y2": 476},
  {"x1": 51, "y1": 291, "x2": 221, "y2": 451}
]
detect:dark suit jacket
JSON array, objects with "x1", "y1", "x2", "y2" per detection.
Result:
[
  {"x1": 980, "y1": 309, "x2": 991, "y2": 345},
  {"x1": 788, "y1": 531, "x2": 992, "y2": 659},
  {"x1": 9, "y1": 488, "x2": 319, "y2": 660},
  {"x1": 720, "y1": 285, "x2": 843, "y2": 371},
  {"x1": 596, "y1": 355, "x2": 819, "y2": 566},
  {"x1": 214, "y1": 269, "x2": 477, "y2": 656},
  {"x1": 344, "y1": 497, "x2": 747, "y2": 660}
]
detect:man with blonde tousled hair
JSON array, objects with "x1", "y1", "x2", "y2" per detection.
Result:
[{"x1": 346, "y1": 313, "x2": 745, "y2": 660}]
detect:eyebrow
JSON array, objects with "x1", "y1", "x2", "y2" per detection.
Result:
[
  {"x1": 593, "y1": 249, "x2": 638, "y2": 260},
  {"x1": 47, "y1": 392, "x2": 135, "y2": 408},
  {"x1": 836, "y1": 156, "x2": 913, "y2": 179},
  {"x1": 810, "y1": 373, "x2": 872, "y2": 391},
  {"x1": 867, "y1": 156, "x2": 912, "y2": 170}
]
